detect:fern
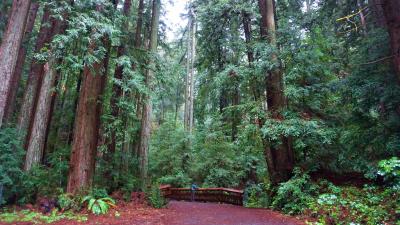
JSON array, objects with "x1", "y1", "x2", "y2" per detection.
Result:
[{"x1": 81, "y1": 196, "x2": 116, "y2": 215}]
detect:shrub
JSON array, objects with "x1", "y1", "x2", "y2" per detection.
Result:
[
  {"x1": 147, "y1": 183, "x2": 166, "y2": 208},
  {"x1": 244, "y1": 182, "x2": 271, "y2": 208},
  {"x1": 57, "y1": 191, "x2": 81, "y2": 212},
  {"x1": 307, "y1": 185, "x2": 399, "y2": 224},
  {"x1": 377, "y1": 157, "x2": 400, "y2": 189},
  {"x1": 0, "y1": 127, "x2": 24, "y2": 205},
  {"x1": 272, "y1": 168, "x2": 318, "y2": 215},
  {"x1": 159, "y1": 171, "x2": 191, "y2": 187},
  {"x1": 18, "y1": 166, "x2": 53, "y2": 204}
]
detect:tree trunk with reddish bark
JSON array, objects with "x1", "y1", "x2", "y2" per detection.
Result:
[
  {"x1": 3, "y1": 2, "x2": 39, "y2": 123},
  {"x1": 67, "y1": 41, "x2": 107, "y2": 194},
  {"x1": 24, "y1": 58, "x2": 58, "y2": 171},
  {"x1": 0, "y1": 0, "x2": 31, "y2": 127},
  {"x1": 138, "y1": 0, "x2": 160, "y2": 188},
  {"x1": 382, "y1": 0, "x2": 400, "y2": 81},
  {"x1": 17, "y1": 8, "x2": 53, "y2": 134},
  {"x1": 23, "y1": 4, "x2": 70, "y2": 171},
  {"x1": 258, "y1": 0, "x2": 294, "y2": 184},
  {"x1": 370, "y1": 0, "x2": 387, "y2": 28}
]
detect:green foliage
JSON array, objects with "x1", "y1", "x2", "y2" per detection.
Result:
[
  {"x1": 244, "y1": 182, "x2": 271, "y2": 208},
  {"x1": 150, "y1": 121, "x2": 191, "y2": 187},
  {"x1": 57, "y1": 192, "x2": 81, "y2": 212},
  {"x1": 272, "y1": 168, "x2": 318, "y2": 215},
  {"x1": 0, "y1": 128, "x2": 24, "y2": 205},
  {"x1": 81, "y1": 194, "x2": 116, "y2": 215},
  {"x1": 146, "y1": 184, "x2": 166, "y2": 209},
  {"x1": 307, "y1": 185, "x2": 399, "y2": 225},
  {"x1": 377, "y1": 157, "x2": 400, "y2": 189},
  {"x1": 0, "y1": 209, "x2": 87, "y2": 224}
]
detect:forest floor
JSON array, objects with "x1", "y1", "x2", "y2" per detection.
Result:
[{"x1": 0, "y1": 201, "x2": 305, "y2": 225}]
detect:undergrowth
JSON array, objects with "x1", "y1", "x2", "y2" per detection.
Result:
[
  {"x1": 0, "y1": 209, "x2": 87, "y2": 224},
  {"x1": 245, "y1": 166, "x2": 400, "y2": 225}
]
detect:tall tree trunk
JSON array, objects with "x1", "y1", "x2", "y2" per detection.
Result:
[
  {"x1": 188, "y1": 13, "x2": 196, "y2": 134},
  {"x1": 184, "y1": 10, "x2": 196, "y2": 133},
  {"x1": 67, "y1": 41, "x2": 107, "y2": 194},
  {"x1": 370, "y1": 0, "x2": 387, "y2": 28},
  {"x1": 258, "y1": 0, "x2": 294, "y2": 185},
  {"x1": 125, "y1": 0, "x2": 144, "y2": 157},
  {"x1": 17, "y1": 8, "x2": 53, "y2": 134},
  {"x1": 3, "y1": 2, "x2": 39, "y2": 123},
  {"x1": 184, "y1": 13, "x2": 192, "y2": 132},
  {"x1": 243, "y1": 12, "x2": 254, "y2": 65},
  {"x1": 382, "y1": 0, "x2": 400, "y2": 81},
  {"x1": 24, "y1": 58, "x2": 58, "y2": 171},
  {"x1": 231, "y1": 71, "x2": 240, "y2": 141},
  {"x1": 110, "y1": 0, "x2": 132, "y2": 154},
  {"x1": 24, "y1": 4, "x2": 70, "y2": 171},
  {"x1": 0, "y1": 0, "x2": 31, "y2": 127},
  {"x1": 242, "y1": 11, "x2": 260, "y2": 101},
  {"x1": 138, "y1": 0, "x2": 160, "y2": 188}
]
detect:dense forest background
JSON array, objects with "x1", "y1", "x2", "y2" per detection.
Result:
[{"x1": 0, "y1": 0, "x2": 399, "y2": 224}]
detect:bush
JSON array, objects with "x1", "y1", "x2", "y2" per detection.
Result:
[
  {"x1": 377, "y1": 157, "x2": 400, "y2": 189},
  {"x1": 57, "y1": 191, "x2": 81, "y2": 212},
  {"x1": 272, "y1": 168, "x2": 318, "y2": 215},
  {"x1": 0, "y1": 127, "x2": 25, "y2": 205},
  {"x1": 244, "y1": 182, "x2": 271, "y2": 208},
  {"x1": 307, "y1": 184, "x2": 399, "y2": 224},
  {"x1": 90, "y1": 188, "x2": 109, "y2": 199},
  {"x1": 159, "y1": 171, "x2": 191, "y2": 187},
  {"x1": 18, "y1": 166, "x2": 54, "y2": 204},
  {"x1": 146, "y1": 183, "x2": 166, "y2": 209}
]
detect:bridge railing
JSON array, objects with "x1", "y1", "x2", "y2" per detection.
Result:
[{"x1": 160, "y1": 185, "x2": 244, "y2": 206}]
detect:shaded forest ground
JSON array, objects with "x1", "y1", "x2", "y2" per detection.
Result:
[{"x1": 0, "y1": 201, "x2": 305, "y2": 225}]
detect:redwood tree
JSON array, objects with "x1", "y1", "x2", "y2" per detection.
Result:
[
  {"x1": 109, "y1": 0, "x2": 132, "y2": 154},
  {"x1": 138, "y1": 0, "x2": 161, "y2": 187},
  {"x1": 0, "y1": 0, "x2": 31, "y2": 127},
  {"x1": 3, "y1": 2, "x2": 39, "y2": 123},
  {"x1": 24, "y1": 58, "x2": 58, "y2": 171},
  {"x1": 17, "y1": 8, "x2": 53, "y2": 134},
  {"x1": 67, "y1": 41, "x2": 107, "y2": 193},
  {"x1": 382, "y1": 0, "x2": 400, "y2": 80},
  {"x1": 258, "y1": 0, "x2": 294, "y2": 184}
]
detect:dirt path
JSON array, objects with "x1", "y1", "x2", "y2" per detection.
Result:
[
  {"x1": 0, "y1": 201, "x2": 305, "y2": 225},
  {"x1": 163, "y1": 201, "x2": 305, "y2": 225}
]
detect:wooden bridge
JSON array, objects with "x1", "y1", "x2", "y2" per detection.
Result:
[{"x1": 160, "y1": 185, "x2": 244, "y2": 206}]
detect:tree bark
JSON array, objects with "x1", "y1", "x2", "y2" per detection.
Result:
[
  {"x1": 258, "y1": 0, "x2": 294, "y2": 184},
  {"x1": 189, "y1": 13, "x2": 196, "y2": 134},
  {"x1": 370, "y1": 0, "x2": 387, "y2": 28},
  {"x1": 17, "y1": 8, "x2": 53, "y2": 134},
  {"x1": 242, "y1": 11, "x2": 261, "y2": 102},
  {"x1": 138, "y1": 0, "x2": 160, "y2": 188},
  {"x1": 0, "y1": 0, "x2": 31, "y2": 127},
  {"x1": 3, "y1": 2, "x2": 39, "y2": 123},
  {"x1": 67, "y1": 41, "x2": 107, "y2": 194},
  {"x1": 184, "y1": 12, "x2": 193, "y2": 132},
  {"x1": 24, "y1": 58, "x2": 58, "y2": 171},
  {"x1": 110, "y1": 0, "x2": 132, "y2": 154},
  {"x1": 24, "y1": 3, "x2": 70, "y2": 170},
  {"x1": 382, "y1": 0, "x2": 400, "y2": 81},
  {"x1": 124, "y1": 0, "x2": 144, "y2": 157}
]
